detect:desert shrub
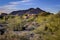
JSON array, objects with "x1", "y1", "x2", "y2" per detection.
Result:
[
  {"x1": 0, "y1": 17, "x2": 5, "y2": 24},
  {"x1": 0, "y1": 31, "x2": 29, "y2": 40},
  {"x1": 33, "y1": 14, "x2": 60, "y2": 40},
  {"x1": 0, "y1": 12, "x2": 60, "y2": 40},
  {"x1": 39, "y1": 12, "x2": 52, "y2": 16},
  {"x1": 5, "y1": 15, "x2": 22, "y2": 31}
]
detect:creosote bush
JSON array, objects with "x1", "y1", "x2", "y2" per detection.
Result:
[{"x1": 0, "y1": 12, "x2": 60, "y2": 40}]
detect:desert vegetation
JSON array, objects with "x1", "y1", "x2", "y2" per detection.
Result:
[{"x1": 0, "y1": 10, "x2": 60, "y2": 40}]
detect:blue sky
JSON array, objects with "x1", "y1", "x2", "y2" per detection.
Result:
[{"x1": 0, "y1": 0, "x2": 60, "y2": 13}]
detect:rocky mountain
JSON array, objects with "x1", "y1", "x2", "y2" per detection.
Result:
[
  {"x1": 10, "y1": 8, "x2": 45, "y2": 15},
  {"x1": 0, "y1": 13, "x2": 8, "y2": 19},
  {"x1": 0, "y1": 13, "x2": 8, "y2": 16}
]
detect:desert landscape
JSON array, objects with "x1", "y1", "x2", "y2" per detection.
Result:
[{"x1": 0, "y1": 0, "x2": 60, "y2": 40}]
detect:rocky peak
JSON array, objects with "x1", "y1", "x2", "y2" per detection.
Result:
[
  {"x1": 10, "y1": 8, "x2": 46, "y2": 15},
  {"x1": 28, "y1": 8, "x2": 35, "y2": 10},
  {"x1": 36, "y1": 8, "x2": 41, "y2": 10}
]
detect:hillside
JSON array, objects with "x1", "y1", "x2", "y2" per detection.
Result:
[
  {"x1": 10, "y1": 8, "x2": 46, "y2": 15},
  {"x1": 0, "y1": 8, "x2": 60, "y2": 40}
]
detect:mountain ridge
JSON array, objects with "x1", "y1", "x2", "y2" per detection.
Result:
[{"x1": 10, "y1": 8, "x2": 46, "y2": 15}]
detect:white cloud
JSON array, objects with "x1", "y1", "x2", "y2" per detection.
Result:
[
  {"x1": 0, "y1": 0, "x2": 33, "y2": 13},
  {"x1": 1, "y1": 0, "x2": 32, "y2": 9},
  {"x1": 9, "y1": 1, "x2": 21, "y2": 5},
  {"x1": 9, "y1": 0, "x2": 31, "y2": 5},
  {"x1": 0, "y1": 4, "x2": 17, "y2": 10},
  {"x1": 21, "y1": 0, "x2": 31, "y2": 2},
  {"x1": 0, "y1": 4, "x2": 18, "y2": 13}
]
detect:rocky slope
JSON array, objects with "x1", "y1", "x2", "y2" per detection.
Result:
[{"x1": 10, "y1": 8, "x2": 45, "y2": 15}]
